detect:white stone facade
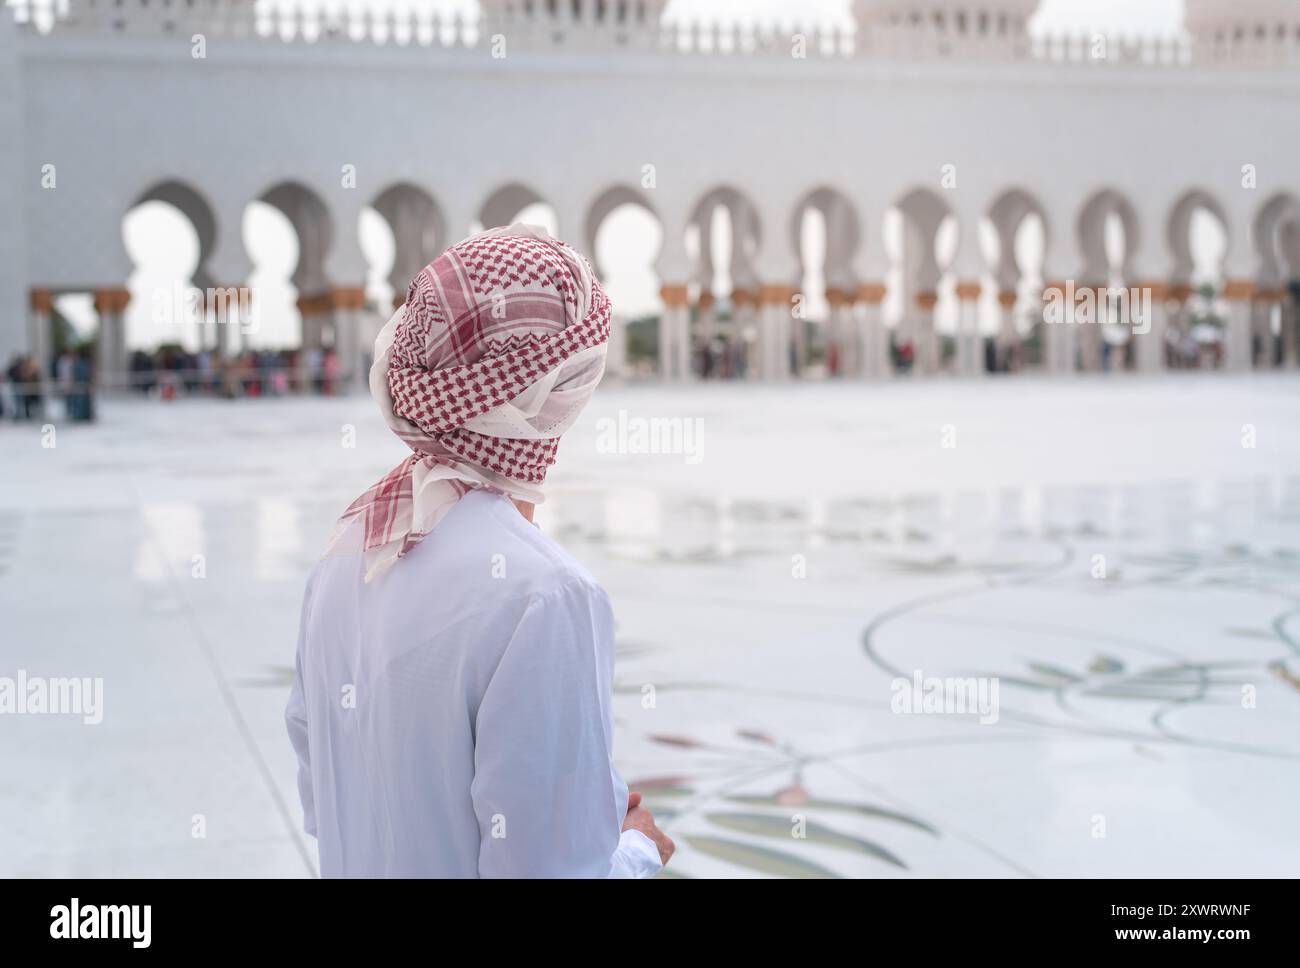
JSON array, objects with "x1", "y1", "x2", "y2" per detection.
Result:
[{"x1": 3, "y1": 0, "x2": 1300, "y2": 383}]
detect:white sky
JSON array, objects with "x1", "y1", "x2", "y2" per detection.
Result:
[
  {"x1": 99, "y1": 1, "x2": 1194, "y2": 350},
  {"x1": 658, "y1": 0, "x2": 1185, "y2": 33},
  {"x1": 328, "y1": 1, "x2": 1186, "y2": 34}
]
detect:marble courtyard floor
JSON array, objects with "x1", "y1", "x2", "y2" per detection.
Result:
[{"x1": 2, "y1": 373, "x2": 1298, "y2": 877}]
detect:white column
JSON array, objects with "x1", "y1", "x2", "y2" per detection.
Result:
[
  {"x1": 955, "y1": 282, "x2": 982, "y2": 376},
  {"x1": 1219, "y1": 200, "x2": 1258, "y2": 372},
  {"x1": 203, "y1": 283, "x2": 243, "y2": 356},
  {"x1": 996, "y1": 290, "x2": 1019, "y2": 372},
  {"x1": 674, "y1": 301, "x2": 691, "y2": 380},
  {"x1": 93, "y1": 288, "x2": 129, "y2": 392},
  {"x1": 1281, "y1": 294, "x2": 1299, "y2": 368},
  {"x1": 653, "y1": 201, "x2": 693, "y2": 383},
  {"x1": 1168, "y1": 285, "x2": 1193, "y2": 369},
  {"x1": 114, "y1": 307, "x2": 129, "y2": 383},
  {"x1": 696, "y1": 292, "x2": 717, "y2": 377},
  {"x1": 29, "y1": 289, "x2": 53, "y2": 398},
  {"x1": 758, "y1": 286, "x2": 794, "y2": 381},
  {"x1": 223, "y1": 294, "x2": 247, "y2": 357},
  {"x1": 757, "y1": 300, "x2": 776, "y2": 379},
  {"x1": 732, "y1": 291, "x2": 759, "y2": 380},
  {"x1": 790, "y1": 296, "x2": 807, "y2": 377},
  {"x1": 657, "y1": 299, "x2": 674, "y2": 379},
  {"x1": 856, "y1": 284, "x2": 889, "y2": 379},
  {"x1": 1133, "y1": 283, "x2": 1168, "y2": 374},
  {"x1": 1041, "y1": 280, "x2": 1075, "y2": 374},
  {"x1": 297, "y1": 294, "x2": 329, "y2": 391},
  {"x1": 1223, "y1": 282, "x2": 1254, "y2": 372},
  {"x1": 827, "y1": 289, "x2": 855, "y2": 377},
  {"x1": 914, "y1": 292, "x2": 939, "y2": 375},
  {"x1": 331, "y1": 287, "x2": 366, "y2": 393},
  {"x1": 1077, "y1": 284, "x2": 1105, "y2": 372},
  {"x1": 1251, "y1": 294, "x2": 1275, "y2": 369},
  {"x1": 751, "y1": 190, "x2": 801, "y2": 380},
  {"x1": 96, "y1": 302, "x2": 116, "y2": 391},
  {"x1": 658, "y1": 284, "x2": 690, "y2": 381}
]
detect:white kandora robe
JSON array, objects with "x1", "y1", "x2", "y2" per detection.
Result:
[{"x1": 285, "y1": 489, "x2": 662, "y2": 878}]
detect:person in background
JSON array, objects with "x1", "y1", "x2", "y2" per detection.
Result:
[
  {"x1": 197, "y1": 350, "x2": 213, "y2": 394},
  {"x1": 6, "y1": 355, "x2": 27, "y2": 419},
  {"x1": 70, "y1": 350, "x2": 93, "y2": 421},
  {"x1": 306, "y1": 345, "x2": 324, "y2": 394},
  {"x1": 269, "y1": 351, "x2": 290, "y2": 396},
  {"x1": 322, "y1": 347, "x2": 338, "y2": 396},
  {"x1": 20, "y1": 356, "x2": 42, "y2": 420},
  {"x1": 56, "y1": 350, "x2": 75, "y2": 416}
]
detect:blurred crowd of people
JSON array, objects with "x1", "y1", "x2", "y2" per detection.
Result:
[
  {"x1": 4, "y1": 349, "x2": 98, "y2": 422},
  {"x1": 3, "y1": 353, "x2": 47, "y2": 420},
  {"x1": 2, "y1": 345, "x2": 350, "y2": 423},
  {"x1": 126, "y1": 346, "x2": 346, "y2": 399}
]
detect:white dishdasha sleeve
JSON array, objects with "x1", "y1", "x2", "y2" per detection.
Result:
[
  {"x1": 471, "y1": 578, "x2": 662, "y2": 879},
  {"x1": 285, "y1": 577, "x2": 317, "y2": 839}
]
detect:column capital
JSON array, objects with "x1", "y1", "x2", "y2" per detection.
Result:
[
  {"x1": 331, "y1": 286, "x2": 367, "y2": 311},
  {"x1": 30, "y1": 288, "x2": 54, "y2": 313},
  {"x1": 1135, "y1": 281, "x2": 1170, "y2": 300},
  {"x1": 915, "y1": 291, "x2": 939, "y2": 311},
  {"x1": 660, "y1": 284, "x2": 690, "y2": 308},
  {"x1": 92, "y1": 288, "x2": 130, "y2": 313},
  {"x1": 825, "y1": 287, "x2": 853, "y2": 308},
  {"x1": 1223, "y1": 280, "x2": 1255, "y2": 301},
  {"x1": 955, "y1": 282, "x2": 982, "y2": 301},
  {"x1": 297, "y1": 292, "x2": 334, "y2": 317},
  {"x1": 697, "y1": 291, "x2": 717, "y2": 311},
  {"x1": 1169, "y1": 283, "x2": 1195, "y2": 302},
  {"x1": 856, "y1": 283, "x2": 887, "y2": 305},
  {"x1": 759, "y1": 284, "x2": 798, "y2": 305},
  {"x1": 997, "y1": 290, "x2": 1017, "y2": 309},
  {"x1": 730, "y1": 288, "x2": 758, "y2": 308}
]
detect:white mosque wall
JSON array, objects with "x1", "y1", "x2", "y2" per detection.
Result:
[
  {"x1": 16, "y1": 36, "x2": 1300, "y2": 283},
  {"x1": 4, "y1": 2, "x2": 1300, "y2": 374},
  {"x1": 1, "y1": 11, "x2": 27, "y2": 366}
]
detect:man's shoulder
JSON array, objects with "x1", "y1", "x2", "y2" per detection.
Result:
[
  {"x1": 305, "y1": 489, "x2": 607, "y2": 626},
  {"x1": 431, "y1": 489, "x2": 606, "y2": 604}
]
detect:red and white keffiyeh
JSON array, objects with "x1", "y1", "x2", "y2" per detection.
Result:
[{"x1": 326, "y1": 224, "x2": 610, "y2": 581}]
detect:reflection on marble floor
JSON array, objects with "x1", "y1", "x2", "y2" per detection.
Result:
[
  {"x1": 1, "y1": 376, "x2": 1298, "y2": 877},
  {"x1": 568, "y1": 483, "x2": 1300, "y2": 877}
]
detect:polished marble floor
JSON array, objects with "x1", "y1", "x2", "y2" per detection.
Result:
[{"x1": 2, "y1": 374, "x2": 1298, "y2": 877}]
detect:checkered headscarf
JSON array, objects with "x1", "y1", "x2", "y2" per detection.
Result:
[{"x1": 325, "y1": 224, "x2": 610, "y2": 581}]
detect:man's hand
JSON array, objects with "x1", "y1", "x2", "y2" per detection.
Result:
[{"x1": 622, "y1": 791, "x2": 675, "y2": 866}]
